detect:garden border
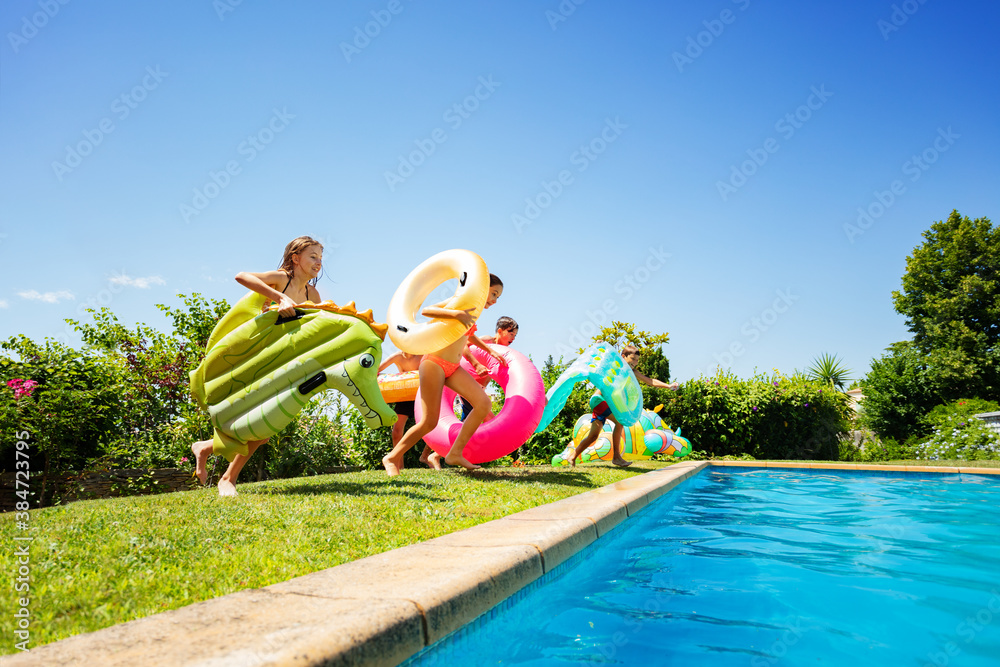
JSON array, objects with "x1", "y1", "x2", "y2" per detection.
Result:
[{"x1": 7, "y1": 461, "x2": 999, "y2": 666}]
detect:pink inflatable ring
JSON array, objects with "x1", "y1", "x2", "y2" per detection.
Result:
[{"x1": 415, "y1": 344, "x2": 544, "y2": 464}]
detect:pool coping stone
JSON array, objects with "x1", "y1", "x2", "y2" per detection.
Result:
[{"x1": 709, "y1": 461, "x2": 1000, "y2": 475}]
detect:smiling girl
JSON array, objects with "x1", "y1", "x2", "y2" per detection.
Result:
[{"x1": 191, "y1": 236, "x2": 324, "y2": 496}]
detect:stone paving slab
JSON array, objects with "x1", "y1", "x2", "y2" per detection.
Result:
[
  {"x1": 268, "y1": 541, "x2": 543, "y2": 645},
  {"x1": 709, "y1": 461, "x2": 1000, "y2": 477},
  {"x1": 3, "y1": 588, "x2": 424, "y2": 667}
]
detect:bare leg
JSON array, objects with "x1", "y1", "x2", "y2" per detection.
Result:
[
  {"x1": 390, "y1": 412, "x2": 407, "y2": 446},
  {"x1": 610, "y1": 421, "x2": 631, "y2": 467},
  {"x1": 383, "y1": 362, "x2": 445, "y2": 477},
  {"x1": 442, "y1": 369, "x2": 492, "y2": 471},
  {"x1": 571, "y1": 420, "x2": 605, "y2": 468},
  {"x1": 218, "y1": 439, "x2": 267, "y2": 496},
  {"x1": 191, "y1": 439, "x2": 213, "y2": 484}
]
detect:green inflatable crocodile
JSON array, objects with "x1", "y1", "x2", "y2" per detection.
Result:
[{"x1": 189, "y1": 291, "x2": 396, "y2": 461}]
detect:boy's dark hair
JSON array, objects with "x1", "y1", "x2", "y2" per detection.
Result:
[
  {"x1": 489, "y1": 273, "x2": 503, "y2": 287},
  {"x1": 495, "y1": 316, "x2": 518, "y2": 332}
]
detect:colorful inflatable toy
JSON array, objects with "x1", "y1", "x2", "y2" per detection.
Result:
[
  {"x1": 189, "y1": 292, "x2": 396, "y2": 461},
  {"x1": 415, "y1": 344, "x2": 545, "y2": 464},
  {"x1": 551, "y1": 408, "x2": 692, "y2": 466},
  {"x1": 386, "y1": 249, "x2": 490, "y2": 355},
  {"x1": 377, "y1": 370, "x2": 420, "y2": 403},
  {"x1": 535, "y1": 342, "x2": 643, "y2": 432}
]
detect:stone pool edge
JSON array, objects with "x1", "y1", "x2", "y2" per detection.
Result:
[
  {"x1": 5, "y1": 461, "x2": 707, "y2": 667},
  {"x1": 708, "y1": 460, "x2": 1000, "y2": 475}
]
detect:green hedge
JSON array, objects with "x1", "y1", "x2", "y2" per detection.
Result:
[
  {"x1": 522, "y1": 363, "x2": 851, "y2": 464},
  {"x1": 653, "y1": 370, "x2": 850, "y2": 460}
]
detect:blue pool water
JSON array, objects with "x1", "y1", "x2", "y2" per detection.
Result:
[{"x1": 403, "y1": 468, "x2": 1000, "y2": 666}]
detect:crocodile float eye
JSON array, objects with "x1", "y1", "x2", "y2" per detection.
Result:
[{"x1": 360, "y1": 353, "x2": 374, "y2": 368}]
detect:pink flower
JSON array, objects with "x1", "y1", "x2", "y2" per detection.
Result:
[{"x1": 7, "y1": 378, "x2": 37, "y2": 399}]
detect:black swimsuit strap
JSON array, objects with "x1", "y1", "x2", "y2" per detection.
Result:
[{"x1": 280, "y1": 274, "x2": 312, "y2": 302}]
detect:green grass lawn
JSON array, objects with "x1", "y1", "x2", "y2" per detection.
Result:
[{"x1": 0, "y1": 462, "x2": 672, "y2": 653}]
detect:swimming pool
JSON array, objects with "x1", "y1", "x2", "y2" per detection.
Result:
[{"x1": 402, "y1": 468, "x2": 1000, "y2": 665}]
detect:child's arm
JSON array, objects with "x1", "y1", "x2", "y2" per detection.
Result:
[
  {"x1": 633, "y1": 369, "x2": 679, "y2": 391},
  {"x1": 468, "y1": 332, "x2": 508, "y2": 366},
  {"x1": 235, "y1": 270, "x2": 295, "y2": 316},
  {"x1": 463, "y1": 346, "x2": 490, "y2": 377},
  {"x1": 421, "y1": 306, "x2": 476, "y2": 329},
  {"x1": 378, "y1": 352, "x2": 403, "y2": 373}
]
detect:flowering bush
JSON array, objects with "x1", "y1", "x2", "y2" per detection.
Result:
[
  {"x1": 913, "y1": 418, "x2": 1000, "y2": 461},
  {"x1": 921, "y1": 398, "x2": 1000, "y2": 431},
  {"x1": 7, "y1": 378, "x2": 38, "y2": 399}
]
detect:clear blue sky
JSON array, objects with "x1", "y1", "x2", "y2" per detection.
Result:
[{"x1": 2, "y1": 0, "x2": 998, "y2": 383}]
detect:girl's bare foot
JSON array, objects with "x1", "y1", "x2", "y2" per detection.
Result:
[
  {"x1": 419, "y1": 449, "x2": 442, "y2": 470},
  {"x1": 444, "y1": 453, "x2": 480, "y2": 471},
  {"x1": 382, "y1": 454, "x2": 403, "y2": 477},
  {"x1": 570, "y1": 446, "x2": 582, "y2": 467},
  {"x1": 611, "y1": 457, "x2": 632, "y2": 468},
  {"x1": 218, "y1": 479, "x2": 238, "y2": 496},
  {"x1": 191, "y1": 440, "x2": 213, "y2": 485}
]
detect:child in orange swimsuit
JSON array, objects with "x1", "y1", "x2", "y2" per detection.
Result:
[
  {"x1": 191, "y1": 236, "x2": 324, "y2": 496},
  {"x1": 381, "y1": 274, "x2": 507, "y2": 476},
  {"x1": 379, "y1": 350, "x2": 445, "y2": 469}
]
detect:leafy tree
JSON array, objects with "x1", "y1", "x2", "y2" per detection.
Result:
[
  {"x1": 861, "y1": 211, "x2": 1000, "y2": 440},
  {"x1": 859, "y1": 343, "x2": 946, "y2": 442},
  {"x1": 891, "y1": 210, "x2": 1000, "y2": 389},
  {"x1": 587, "y1": 321, "x2": 670, "y2": 354},
  {"x1": 588, "y1": 321, "x2": 674, "y2": 408}
]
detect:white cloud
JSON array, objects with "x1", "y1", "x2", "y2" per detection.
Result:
[
  {"x1": 18, "y1": 290, "x2": 75, "y2": 303},
  {"x1": 109, "y1": 273, "x2": 167, "y2": 289},
  {"x1": 0, "y1": 299, "x2": 8, "y2": 308}
]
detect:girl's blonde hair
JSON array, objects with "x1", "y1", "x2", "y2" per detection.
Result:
[
  {"x1": 278, "y1": 236, "x2": 323, "y2": 284},
  {"x1": 621, "y1": 344, "x2": 640, "y2": 358}
]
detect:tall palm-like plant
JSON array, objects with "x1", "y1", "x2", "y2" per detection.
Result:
[{"x1": 807, "y1": 353, "x2": 852, "y2": 390}]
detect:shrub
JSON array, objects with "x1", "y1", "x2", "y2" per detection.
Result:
[
  {"x1": 1, "y1": 337, "x2": 122, "y2": 482},
  {"x1": 913, "y1": 419, "x2": 1000, "y2": 461},
  {"x1": 921, "y1": 398, "x2": 1000, "y2": 431},
  {"x1": 657, "y1": 369, "x2": 850, "y2": 460},
  {"x1": 838, "y1": 432, "x2": 915, "y2": 462}
]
